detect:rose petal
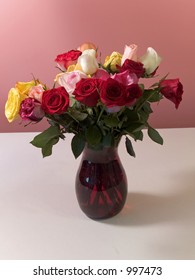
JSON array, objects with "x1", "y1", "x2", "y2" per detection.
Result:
[
  {"x1": 121, "y1": 44, "x2": 138, "y2": 65},
  {"x1": 140, "y1": 47, "x2": 162, "y2": 75}
]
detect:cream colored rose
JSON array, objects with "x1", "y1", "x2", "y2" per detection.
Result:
[
  {"x1": 5, "y1": 87, "x2": 26, "y2": 122},
  {"x1": 140, "y1": 47, "x2": 162, "y2": 75},
  {"x1": 77, "y1": 49, "x2": 99, "y2": 75},
  {"x1": 103, "y1": 51, "x2": 122, "y2": 72}
]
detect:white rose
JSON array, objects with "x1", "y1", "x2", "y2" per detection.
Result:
[
  {"x1": 78, "y1": 49, "x2": 99, "y2": 75},
  {"x1": 140, "y1": 47, "x2": 162, "y2": 75}
]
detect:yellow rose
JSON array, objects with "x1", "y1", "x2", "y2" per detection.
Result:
[
  {"x1": 103, "y1": 51, "x2": 122, "y2": 72},
  {"x1": 16, "y1": 80, "x2": 36, "y2": 95},
  {"x1": 67, "y1": 64, "x2": 76, "y2": 72},
  {"x1": 74, "y1": 63, "x2": 83, "y2": 72},
  {"x1": 5, "y1": 87, "x2": 26, "y2": 122},
  {"x1": 66, "y1": 64, "x2": 83, "y2": 72}
]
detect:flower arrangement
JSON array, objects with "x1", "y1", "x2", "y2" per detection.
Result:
[{"x1": 5, "y1": 42, "x2": 183, "y2": 158}]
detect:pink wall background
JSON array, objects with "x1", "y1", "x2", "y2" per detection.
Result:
[{"x1": 1, "y1": 0, "x2": 194, "y2": 132}]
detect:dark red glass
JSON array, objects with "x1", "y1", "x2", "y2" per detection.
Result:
[{"x1": 75, "y1": 145, "x2": 127, "y2": 219}]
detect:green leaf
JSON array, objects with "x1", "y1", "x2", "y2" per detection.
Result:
[
  {"x1": 125, "y1": 122, "x2": 146, "y2": 133},
  {"x1": 127, "y1": 130, "x2": 144, "y2": 141},
  {"x1": 124, "y1": 108, "x2": 140, "y2": 122},
  {"x1": 142, "y1": 102, "x2": 153, "y2": 114},
  {"x1": 85, "y1": 125, "x2": 102, "y2": 146},
  {"x1": 138, "y1": 107, "x2": 150, "y2": 123},
  {"x1": 68, "y1": 110, "x2": 88, "y2": 121},
  {"x1": 133, "y1": 131, "x2": 144, "y2": 141},
  {"x1": 145, "y1": 90, "x2": 163, "y2": 102},
  {"x1": 30, "y1": 125, "x2": 63, "y2": 157},
  {"x1": 120, "y1": 108, "x2": 140, "y2": 129},
  {"x1": 103, "y1": 115, "x2": 119, "y2": 128},
  {"x1": 42, "y1": 137, "x2": 59, "y2": 158},
  {"x1": 125, "y1": 136, "x2": 136, "y2": 157},
  {"x1": 30, "y1": 126, "x2": 61, "y2": 148},
  {"x1": 148, "y1": 126, "x2": 163, "y2": 145},
  {"x1": 71, "y1": 133, "x2": 86, "y2": 158}
]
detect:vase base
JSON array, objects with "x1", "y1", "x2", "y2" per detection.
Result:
[
  {"x1": 84, "y1": 211, "x2": 122, "y2": 220},
  {"x1": 78, "y1": 199, "x2": 126, "y2": 220}
]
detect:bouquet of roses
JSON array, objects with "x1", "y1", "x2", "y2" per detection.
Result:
[{"x1": 5, "y1": 42, "x2": 183, "y2": 158}]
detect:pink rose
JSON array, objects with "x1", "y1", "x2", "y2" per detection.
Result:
[
  {"x1": 28, "y1": 84, "x2": 44, "y2": 102},
  {"x1": 93, "y1": 69, "x2": 110, "y2": 80},
  {"x1": 55, "y1": 50, "x2": 82, "y2": 70},
  {"x1": 56, "y1": 71, "x2": 88, "y2": 95},
  {"x1": 121, "y1": 44, "x2": 138, "y2": 65},
  {"x1": 160, "y1": 79, "x2": 183, "y2": 109},
  {"x1": 20, "y1": 98, "x2": 44, "y2": 121},
  {"x1": 112, "y1": 70, "x2": 138, "y2": 86}
]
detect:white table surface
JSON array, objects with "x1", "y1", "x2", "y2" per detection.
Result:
[{"x1": 0, "y1": 128, "x2": 195, "y2": 260}]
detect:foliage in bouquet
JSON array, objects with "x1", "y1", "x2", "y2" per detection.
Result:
[{"x1": 5, "y1": 43, "x2": 183, "y2": 158}]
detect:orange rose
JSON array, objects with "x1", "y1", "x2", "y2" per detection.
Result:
[{"x1": 77, "y1": 42, "x2": 97, "y2": 52}]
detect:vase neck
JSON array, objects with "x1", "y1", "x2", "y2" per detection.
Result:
[{"x1": 82, "y1": 144, "x2": 119, "y2": 164}]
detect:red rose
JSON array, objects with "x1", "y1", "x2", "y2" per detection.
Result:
[
  {"x1": 160, "y1": 79, "x2": 183, "y2": 109},
  {"x1": 74, "y1": 78, "x2": 100, "y2": 107},
  {"x1": 100, "y1": 78, "x2": 127, "y2": 107},
  {"x1": 120, "y1": 59, "x2": 145, "y2": 78},
  {"x1": 55, "y1": 50, "x2": 82, "y2": 69},
  {"x1": 125, "y1": 84, "x2": 142, "y2": 106},
  {"x1": 41, "y1": 87, "x2": 69, "y2": 114}
]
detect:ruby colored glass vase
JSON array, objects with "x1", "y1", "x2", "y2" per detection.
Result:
[{"x1": 75, "y1": 144, "x2": 127, "y2": 219}]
